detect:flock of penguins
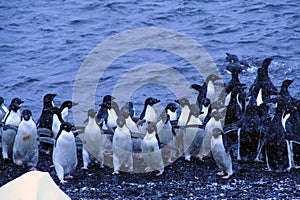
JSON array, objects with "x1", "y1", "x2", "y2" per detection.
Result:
[{"x1": 1, "y1": 53, "x2": 300, "y2": 184}]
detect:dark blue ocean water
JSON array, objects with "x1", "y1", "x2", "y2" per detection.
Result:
[{"x1": 1, "y1": 0, "x2": 299, "y2": 124}]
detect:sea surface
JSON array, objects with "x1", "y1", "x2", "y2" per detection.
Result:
[{"x1": 1, "y1": 0, "x2": 299, "y2": 124}]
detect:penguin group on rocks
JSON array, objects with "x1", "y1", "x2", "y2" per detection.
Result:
[{"x1": 1, "y1": 54, "x2": 300, "y2": 183}]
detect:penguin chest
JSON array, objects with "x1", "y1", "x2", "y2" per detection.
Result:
[
  {"x1": 200, "y1": 106, "x2": 209, "y2": 122},
  {"x1": 113, "y1": 127, "x2": 132, "y2": 151},
  {"x1": 84, "y1": 121, "x2": 102, "y2": 148},
  {"x1": 125, "y1": 117, "x2": 139, "y2": 133},
  {"x1": 142, "y1": 134, "x2": 159, "y2": 153},
  {"x1": 52, "y1": 115, "x2": 61, "y2": 138},
  {"x1": 207, "y1": 81, "x2": 215, "y2": 102},
  {"x1": 107, "y1": 109, "x2": 118, "y2": 128},
  {"x1": 15, "y1": 120, "x2": 38, "y2": 146},
  {"x1": 61, "y1": 107, "x2": 68, "y2": 122},
  {"x1": 178, "y1": 106, "x2": 189, "y2": 126},
  {"x1": 167, "y1": 110, "x2": 177, "y2": 121},
  {"x1": 144, "y1": 106, "x2": 157, "y2": 123},
  {"x1": 54, "y1": 131, "x2": 76, "y2": 158},
  {"x1": 157, "y1": 121, "x2": 173, "y2": 144},
  {"x1": 5, "y1": 111, "x2": 21, "y2": 126}
]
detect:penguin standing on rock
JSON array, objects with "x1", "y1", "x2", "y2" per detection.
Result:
[
  {"x1": 81, "y1": 109, "x2": 105, "y2": 169},
  {"x1": 52, "y1": 122, "x2": 77, "y2": 183},
  {"x1": 142, "y1": 122, "x2": 164, "y2": 176},
  {"x1": 37, "y1": 94, "x2": 57, "y2": 130},
  {"x1": 198, "y1": 110, "x2": 223, "y2": 160},
  {"x1": 2, "y1": 103, "x2": 22, "y2": 159},
  {"x1": 112, "y1": 116, "x2": 133, "y2": 174},
  {"x1": 174, "y1": 98, "x2": 192, "y2": 157},
  {"x1": 13, "y1": 110, "x2": 39, "y2": 170},
  {"x1": 183, "y1": 104, "x2": 204, "y2": 161},
  {"x1": 211, "y1": 128, "x2": 233, "y2": 179}
]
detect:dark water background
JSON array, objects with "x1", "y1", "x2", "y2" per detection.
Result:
[{"x1": 1, "y1": 0, "x2": 299, "y2": 123}]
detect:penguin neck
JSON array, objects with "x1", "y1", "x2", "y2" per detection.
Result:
[
  {"x1": 178, "y1": 105, "x2": 190, "y2": 126},
  {"x1": 117, "y1": 125, "x2": 131, "y2": 135},
  {"x1": 167, "y1": 109, "x2": 177, "y2": 121},
  {"x1": 231, "y1": 72, "x2": 240, "y2": 83}
]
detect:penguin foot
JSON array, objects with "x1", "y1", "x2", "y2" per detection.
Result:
[
  {"x1": 29, "y1": 167, "x2": 37, "y2": 171},
  {"x1": 16, "y1": 160, "x2": 23, "y2": 166},
  {"x1": 156, "y1": 170, "x2": 164, "y2": 176},
  {"x1": 295, "y1": 166, "x2": 300, "y2": 169},
  {"x1": 50, "y1": 164, "x2": 55, "y2": 168},
  {"x1": 60, "y1": 179, "x2": 68, "y2": 184},
  {"x1": 81, "y1": 166, "x2": 88, "y2": 170},
  {"x1": 65, "y1": 175, "x2": 74, "y2": 179},
  {"x1": 166, "y1": 158, "x2": 173, "y2": 164},
  {"x1": 217, "y1": 171, "x2": 225, "y2": 176},
  {"x1": 185, "y1": 155, "x2": 191, "y2": 161},
  {"x1": 145, "y1": 167, "x2": 152, "y2": 173},
  {"x1": 112, "y1": 171, "x2": 119, "y2": 175},
  {"x1": 222, "y1": 175, "x2": 231, "y2": 179}
]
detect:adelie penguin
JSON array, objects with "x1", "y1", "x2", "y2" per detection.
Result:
[
  {"x1": 205, "y1": 74, "x2": 222, "y2": 103},
  {"x1": 13, "y1": 110, "x2": 39, "y2": 170},
  {"x1": 142, "y1": 121, "x2": 164, "y2": 176},
  {"x1": 37, "y1": 94, "x2": 57, "y2": 130},
  {"x1": 156, "y1": 106, "x2": 175, "y2": 164},
  {"x1": 60, "y1": 100, "x2": 78, "y2": 122},
  {"x1": 199, "y1": 110, "x2": 223, "y2": 160},
  {"x1": 52, "y1": 122, "x2": 77, "y2": 183},
  {"x1": 139, "y1": 97, "x2": 160, "y2": 124},
  {"x1": 81, "y1": 109, "x2": 105, "y2": 169},
  {"x1": 2, "y1": 103, "x2": 22, "y2": 159},
  {"x1": 211, "y1": 128, "x2": 233, "y2": 179},
  {"x1": 183, "y1": 104, "x2": 204, "y2": 161},
  {"x1": 96, "y1": 95, "x2": 115, "y2": 128},
  {"x1": 174, "y1": 98, "x2": 192, "y2": 157},
  {"x1": 112, "y1": 116, "x2": 133, "y2": 174}
]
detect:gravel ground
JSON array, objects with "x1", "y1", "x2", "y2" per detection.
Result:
[{"x1": 1, "y1": 147, "x2": 300, "y2": 199}]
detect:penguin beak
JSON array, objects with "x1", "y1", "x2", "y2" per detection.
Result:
[
  {"x1": 72, "y1": 102, "x2": 79, "y2": 107},
  {"x1": 174, "y1": 99, "x2": 179, "y2": 104}
]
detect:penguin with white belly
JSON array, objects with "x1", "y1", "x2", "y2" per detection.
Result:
[
  {"x1": 198, "y1": 110, "x2": 223, "y2": 160},
  {"x1": 205, "y1": 74, "x2": 222, "y2": 103},
  {"x1": 51, "y1": 107, "x2": 65, "y2": 139},
  {"x1": 2, "y1": 103, "x2": 22, "y2": 159},
  {"x1": 211, "y1": 128, "x2": 233, "y2": 179},
  {"x1": 142, "y1": 122, "x2": 164, "y2": 176},
  {"x1": 174, "y1": 98, "x2": 192, "y2": 157},
  {"x1": 156, "y1": 107, "x2": 175, "y2": 164},
  {"x1": 183, "y1": 104, "x2": 204, "y2": 161},
  {"x1": 13, "y1": 110, "x2": 39, "y2": 170},
  {"x1": 0, "y1": 97, "x2": 8, "y2": 143},
  {"x1": 52, "y1": 122, "x2": 77, "y2": 183},
  {"x1": 81, "y1": 109, "x2": 105, "y2": 169},
  {"x1": 112, "y1": 116, "x2": 133, "y2": 174},
  {"x1": 139, "y1": 97, "x2": 160, "y2": 124}
]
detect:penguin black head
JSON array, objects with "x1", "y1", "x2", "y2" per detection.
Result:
[
  {"x1": 165, "y1": 103, "x2": 178, "y2": 112},
  {"x1": 145, "y1": 97, "x2": 160, "y2": 106},
  {"x1": 44, "y1": 94, "x2": 56, "y2": 106},
  {"x1": 102, "y1": 100, "x2": 119, "y2": 111},
  {"x1": 102, "y1": 95, "x2": 115, "y2": 104},
  {"x1": 9, "y1": 103, "x2": 20, "y2": 112},
  {"x1": 88, "y1": 109, "x2": 96, "y2": 118},
  {"x1": 22, "y1": 109, "x2": 32, "y2": 121},
  {"x1": 202, "y1": 98, "x2": 211, "y2": 107},
  {"x1": 60, "y1": 122, "x2": 73, "y2": 132},
  {"x1": 60, "y1": 101, "x2": 78, "y2": 110},
  {"x1": 0, "y1": 97, "x2": 4, "y2": 105},
  {"x1": 116, "y1": 116, "x2": 126, "y2": 128},
  {"x1": 226, "y1": 52, "x2": 239, "y2": 63},
  {"x1": 281, "y1": 79, "x2": 293, "y2": 89},
  {"x1": 10, "y1": 97, "x2": 24, "y2": 105},
  {"x1": 205, "y1": 74, "x2": 222, "y2": 83},
  {"x1": 190, "y1": 84, "x2": 202, "y2": 92},
  {"x1": 175, "y1": 98, "x2": 190, "y2": 107},
  {"x1": 146, "y1": 121, "x2": 157, "y2": 134},
  {"x1": 262, "y1": 58, "x2": 273, "y2": 69}
]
